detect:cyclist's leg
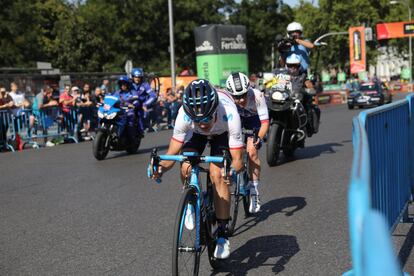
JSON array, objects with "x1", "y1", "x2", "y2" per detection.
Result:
[
  {"x1": 209, "y1": 132, "x2": 231, "y2": 259},
  {"x1": 244, "y1": 116, "x2": 262, "y2": 213}
]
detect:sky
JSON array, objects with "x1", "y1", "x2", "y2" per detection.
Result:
[{"x1": 283, "y1": 0, "x2": 319, "y2": 7}]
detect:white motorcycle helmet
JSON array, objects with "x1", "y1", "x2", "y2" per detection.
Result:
[
  {"x1": 286, "y1": 53, "x2": 302, "y2": 75},
  {"x1": 287, "y1": 22, "x2": 303, "y2": 35},
  {"x1": 226, "y1": 72, "x2": 250, "y2": 96}
]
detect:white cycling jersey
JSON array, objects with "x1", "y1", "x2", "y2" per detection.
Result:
[
  {"x1": 172, "y1": 90, "x2": 244, "y2": 150},
  {"x1": 236, "y1": 88, "x2": 269, "y2": 123}
]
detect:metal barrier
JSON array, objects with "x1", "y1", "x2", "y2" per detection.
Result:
[
  {"x1": 359, "y1": 100, "x2": 411, "y2": 230},
  {"x1": 10, "y1": 109, "x2": 40, "y2": 149},
  {"x1": 1, "y1": 106, "x2": 79, "y2": 151},
  {"x1": 0, "y1": 110, "x2": 15, "y2": 152},
  {"x1": 345, "y1": 96, "x2": 414, "y2": 276},
  {"x1": 407, "y1": 94, "x2": 414, "y2": 194}
]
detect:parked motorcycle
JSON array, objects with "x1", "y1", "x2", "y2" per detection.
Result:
[
  {"x1": 265, "y1": 69, "x2": 320, "y2": 166},
  {"x1": 93, "y1": 95, "x2": 142, "y2": 160}
]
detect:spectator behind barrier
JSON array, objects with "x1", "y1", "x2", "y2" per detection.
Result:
[
  {"x1": 9, "y1": 82, "x2": 30, "y2": 114},
  {"x1": 100, "y1": 79, "x2": 110, "y2": 94},
  {"x1": 8, "y1": 82, "x2": 31, "y2": 149},
  {"x1": 0, "y1": 86, "x2": 13, "y2": 150},
  {"x1": 78, "y1": 84, "x2": 93, "y2": 140},
  {"x1": 29, "y1": 85, "x2": 59, "y2": 146},
  {"x1": 91, "y1": 87, "x2": 104, "y2": 131},
  {"x1": 59, "y1": 85, "x2": 77, "y2": 113},
  {"x1": 59, "y1": 85, "x2": 78, "y2": 132}
]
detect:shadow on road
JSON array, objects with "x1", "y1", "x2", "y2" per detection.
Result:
[
  {"x1": 233, "y1": 197, "x2": 307, "y2": 237},
  {"x1": 397, "y1": 221, "x2": 414, "y2": 268},
  {"x1": 101, "y1": 144, "x2": 169, "y2": 160},
  {"x1": 296, "y1": 142, "x2": 344, "y2": 160},
  {"x1": 138, "y1": 144, "x2": 169, "y2": 154},
  {"x1": 211, "y1": 235, "x2": 300, "y2": 275}
]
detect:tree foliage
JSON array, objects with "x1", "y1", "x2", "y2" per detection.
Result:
[{"x1": 0, "y1": 0, "x2": 410, "y2": 74}]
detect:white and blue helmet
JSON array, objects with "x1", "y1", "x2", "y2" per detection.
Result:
[{"x1": 286, "y1": 53, "x2": 302, "y2": 65}]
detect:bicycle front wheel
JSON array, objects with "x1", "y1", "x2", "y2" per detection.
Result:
[
  {"x1": 172, "y1": 187, "x2": 200, "y2": 276},
  {"x1": 228, "y1": 179, "x2": 240, "y2": 236}
]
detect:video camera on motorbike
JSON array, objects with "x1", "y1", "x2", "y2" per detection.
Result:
[{"x1": 275, "y1": 34, "x2": 296, "y2": 53}]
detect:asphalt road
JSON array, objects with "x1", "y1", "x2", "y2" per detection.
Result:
[{"x1": 1, "y1": 96, "x2": 413, "y2": 275}]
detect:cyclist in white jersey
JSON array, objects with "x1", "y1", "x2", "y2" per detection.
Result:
[
  {"x1": 225, "y1": 72, "x2": 269, "y2": 213},
  {"x1": 151, "y1": 79, "x2": 244, "y2": 259}
]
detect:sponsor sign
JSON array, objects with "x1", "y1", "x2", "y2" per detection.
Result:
[
  {"x1": 194, "y1": 25, "x2": 247, "y2": 55},
  {"x1": 377, "y1": 21, "x2": 414, "y2": 39},
  {"x1": 194, "y1": 25, "x2": 248, "y2": 86},
  {"x1": 349, "y1": 26, "x2": 366, "y2": 74}
]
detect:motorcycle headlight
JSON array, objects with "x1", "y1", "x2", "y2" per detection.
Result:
[
  {"x1": 106, "y1": 112, "x2": 117, "y2": 120},
  {"x1": 98, "y1": 111, "x2": 104, "y2": 118},
  {"x1": 271, "y1": 91, "x2": 288, "y2": 102}
]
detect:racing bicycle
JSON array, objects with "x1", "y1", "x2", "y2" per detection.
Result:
[{"x1": 148, "y1": 148, "x2": 232, "y2": 275}]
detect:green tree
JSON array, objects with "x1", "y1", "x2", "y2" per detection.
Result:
[{"x1": 229, "y1": 0, "x2": 294, "y2": 72}]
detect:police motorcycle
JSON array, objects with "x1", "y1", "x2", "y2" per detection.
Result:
[
  {"x1": 264, "y1": 68, "x2": 319, "y2": 166},
  {"x1": 93, "y1": 94, "x2": 142, "y2": 160}
]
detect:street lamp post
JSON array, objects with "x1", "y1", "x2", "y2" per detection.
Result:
[
  {"x1": 168, "y1": 0, "x2": 176, "y2": 90},
  {"x1": 390, "y1": 0, "x2": 412, "y2": 84}
]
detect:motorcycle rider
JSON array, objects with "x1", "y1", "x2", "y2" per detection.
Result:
[
  {"x1": 225, "y1": 72, "x2": 269, "y2": 213},
  {"x1": 112, "y1": 76, "x2": 140, "y2": 141},
  {"x1": 130, "y1": 68, "x2": 157, "y2": 134},
  {"x1": 150, "y1": 79, "x2": 244, "y2": 259},
  {"x1": 284, "y1": 53, "x2": 320, "y2": 137}
]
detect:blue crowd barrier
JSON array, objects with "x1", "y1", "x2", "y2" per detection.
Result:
[
  {"x1": 1, "y1": 106, "x2": 79, "y2": 151},
  {"x1": 407, "y1": 94, "x2": 414, "y2": 194},
  {"x1": 10, "y1": 109, "x2": 40, "y2": 149},
  {"x1": 359, "y1": 100, "x2": 411, "y2": 230},
  {"x1": 0, "y1": 110, "x2": 15, "y2": 152},
  {"x1": 345, "y1": 95, "x2": 414, "y2": 276}
]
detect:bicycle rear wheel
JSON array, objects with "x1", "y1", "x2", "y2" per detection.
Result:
[{"x1": 172, "y1": 187, "x2": 200, "y2": 276}]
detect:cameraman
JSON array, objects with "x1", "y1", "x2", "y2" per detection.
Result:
[{"x1": 277, "y1": 22, "x2": 314, "y2": 73}]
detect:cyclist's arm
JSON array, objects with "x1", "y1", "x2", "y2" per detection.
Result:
[
  {"x1": 159, "y1": 107, "x2": 189, "y2": 170},
  {"x1": 159, "y1": 138, "x2": 183, "y2": 171},
  {"x1": 227, "y1": 108, "x2": 244, "y2": 172},
  {"x1": 258, "y1": 121, "x2": 269, "y2": 139},
  {"x1": 255, "y1": 89, "x2": 270, "y2": 139}
]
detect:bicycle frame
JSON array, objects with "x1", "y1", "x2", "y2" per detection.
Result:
[{"x1": 157, "y1": 152, "x2": 224, "y2": 252}]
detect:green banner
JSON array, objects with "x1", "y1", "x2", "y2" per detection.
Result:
[
  {"x1": 358, "y1": 71, "x2": 368, "y2": 82},
  {"x1": 401, "y1": 68, "x2": 411, "y2": 80},
  {"x1": 322, "y1": 72, "x2": 330, "y2": 82},
  {"x1": 196, "y1": 54, "x2": 248, "y2": 87},
  {"x1": 337, "y1": 72, "x2": 346, "y2": 82}
]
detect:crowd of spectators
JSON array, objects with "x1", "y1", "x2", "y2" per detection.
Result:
[{"x1": 0, "y1": 80, "x2": 184, "y2": 152}]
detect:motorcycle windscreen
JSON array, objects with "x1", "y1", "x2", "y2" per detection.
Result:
[{"x1": 103, "y1": 95, "x2": 121, "y2": 113}]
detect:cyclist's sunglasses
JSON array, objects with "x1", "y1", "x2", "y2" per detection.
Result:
[
  {"x1": 233, "y1": 93, "x2": 247, "y2": 100},
  {"x1": 194, "y1": 113, "x2": 215, "y2": 124}
]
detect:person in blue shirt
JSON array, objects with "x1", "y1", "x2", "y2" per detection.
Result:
[
  {"x1": 130, "y1": 68, "x2": 157, "y2": 133},
  {"x1": 113, "y1": 76, "x2": 140, "y2": 140},
  {"x1": 281, "y1": 22, "x2": 314, "y2": 74}
]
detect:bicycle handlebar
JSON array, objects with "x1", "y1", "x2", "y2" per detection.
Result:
[{"x1": 148, "y1": 148, "x2": 231, "y2": 182}]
